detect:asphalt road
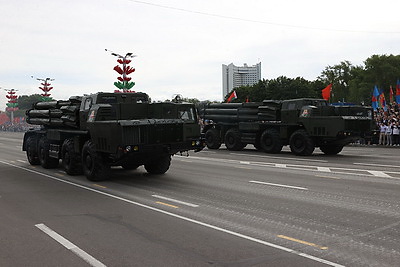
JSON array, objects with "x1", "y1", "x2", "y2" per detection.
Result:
[{"x1": 1, "y1": 131, "x2": 399, "y2": 267}]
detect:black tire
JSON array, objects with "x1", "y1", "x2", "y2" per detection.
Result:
[
  {"x1": 224, "y1": 129, "x2": 246, "y2": 151},
  {"x1": 289, "y1": 129, "x2": 315, "y2": 156},
  {"x1": 61, "y1": 139, "x2": 83, "y2": 175},
  {"x1": 144, "y1": 155, "x2": 171, "y2": 174},
  {"x1": 205, "y1": 128, "x2": 221, "y2": 149},
  {"x1": 259, "y1": 128, "x2": 282, "y2": 154},
  {"x1": 320, "y1": 145, "x2": 343, "y2": 155},
  {"x1": 26, "y1": 136, "x2": 40, "y2": 165},
  {"x1": 38, "y1": 137, "x2": 59, "y2": 168},
  {"x1": 82, "y1": 140, "x2": 110, "y2": 181}
]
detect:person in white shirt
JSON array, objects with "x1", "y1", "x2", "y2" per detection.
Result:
[
  {"x1": 386, "y1": 122, "x2": 393, "y2": 146},
  {"x1": 379, "y1": 123, "x2": 387, "y2": 145}
]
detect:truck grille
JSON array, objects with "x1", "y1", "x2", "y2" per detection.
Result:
[{"x1": 123, "y1": 126, "x2": 144, "y2": 144}]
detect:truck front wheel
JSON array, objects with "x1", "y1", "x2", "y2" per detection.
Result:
[
  {"x1": 26, "y1": 136, "x2": 40, "y2": 165},
  {"x1": 144, "y1": 155, "x2": 171, "y2": 174},
  {"x1": 260, "y1": 129, "x2": 282, "y2": 153},
  {"x1": 289, "y1": 129, "x2": 315, "y2": 156},
  {"x1": 62, "y1": 139, "x2": 83, "y2": 175},
  {"x1": 82, "y1": 140, "x2": 110, "y2": 181},
  {"x1": 38, "y1": 137, "x2": 59, "y2": 168},
  {"x1": 224, "y1": 129, "x2": 246, "y2": 151},
  {"x1": 205, "y1": 128, "x2": 221, "y2": 149}
]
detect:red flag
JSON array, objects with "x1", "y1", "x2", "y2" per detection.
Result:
[
  {"x1": 321, "y1": 84, "x2": 332, "y2": 100},
  {"x1": 226, "y1": 90, "x2": 237, "y2": 103}
]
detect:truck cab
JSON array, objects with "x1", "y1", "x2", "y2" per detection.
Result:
[{"x1": 281, "y1": 99, "x2": 328, "y2": 123}]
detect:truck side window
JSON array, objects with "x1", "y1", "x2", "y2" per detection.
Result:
[
  {"x1": 84, "y1": 98, "x2": 92, "y2": 110},
  {"x1": 287, "y1": 103, "x2": 296, "y2": 110}
]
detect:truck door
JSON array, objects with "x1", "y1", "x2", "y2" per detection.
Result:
[
  {"x1": 281, "y1": 101, "x2": 300, "y2": 123},
  {"x1": 79, "y1": 97, "x2": 92, "y2": 130}
]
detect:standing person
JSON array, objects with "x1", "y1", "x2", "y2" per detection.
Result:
[
  {"x1": 379, "y1": 123, "x2": 387, "y2": 145},
  {"x1": 386, "y1": 122, "x2": 393, "y2": 146},
  {"x1": 392, "y1": 122, "x2": 400, "y2": 146}
]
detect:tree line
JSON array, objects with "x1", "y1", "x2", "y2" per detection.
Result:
[
  {"x1": 224, "y1": 54, "x2": 400, "y2": 104},
  {"x1": 5, "y1": 54, "x2": 400, "y2": 119}
]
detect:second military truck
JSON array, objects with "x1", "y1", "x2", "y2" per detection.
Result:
[
  {"x1": 23, "y1": 92, "x2": 204, "y2": 181},
  {"x1": 200, "y1": 98, "x2": 373, "y2": 156}
]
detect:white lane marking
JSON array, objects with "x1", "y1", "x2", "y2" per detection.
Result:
[
  {"x1": 249, "y1": 180, "x2": 308, "y2": 191},
  {"x1": 152, "y1": 195, "x2": 199, "y2": 207},
  {"x1": 240, "y1": 161, "x2": 250, "y2": 164},
  {"x1": 354, "y1": 162, "x2": 400, "y2": 168},
  {"x1": 317, "y1": 167, "x2": 331, "y2": 172},
  {"x1": 368, "y1": 171, "x2": 392, "y2": 178},
  {"x1": 17, "y1": 159, "x2": 26, "y2": 163},
  {"x1": 230, "y1": 152, "x2": 328, "y2": 163},
  {"x1": 0, "y1": 160, "x2": 343, "y2": 267},
  {"x1": 275, "y1": 163, "x2": 287, "y2": 168},
  {"x1": 176, "y1": 155, "x2": 397, "y2": 179},
  {"x1": 35, "y1": 223, "x2": 106, "y2": 267}
]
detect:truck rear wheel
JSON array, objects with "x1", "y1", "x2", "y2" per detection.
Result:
[
  {"x1": 224, "y1": 129, "x2": 246, "y2": 151},
  {"x1": 144, "y1": 155, "x2": 171, "y2": 174},
  {"x1": 205, "y1": 128, "x2": 221, "y2": 149},
  {"x1": 82, "y1": 140, "x2": 110, "y2": 181},
  {"x1": 320, "y1": 145, "x2": 343, "y2": 155},
  {"x1": 26, "y1": 136, "x2": 40, "y2": 165},
  {"x1": 289, "y1": 129, "x2": 315, "y2": 156},
  {"x1": 62, "y1": 139, "x2": 83, "y2": 175},
  {"x1": 38, "y1": 137, "x2": 59, "y2": 168},
  {"x1": 260, "y1": 129, "x2": 282, "y2": 153}
]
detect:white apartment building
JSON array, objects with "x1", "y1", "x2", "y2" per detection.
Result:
[{"x1": 222, "y1": 62, "x2": 261, "y2": 98}]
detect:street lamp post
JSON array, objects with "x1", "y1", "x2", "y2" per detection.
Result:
[
  {"x1": 106, "y1": 49, "x2": 137, "y2": 93},
  {"x1": 4, "y1": 88, "x2": 19, "y2": 125},
  {"x1": 36, "y1": 77, "x2": 54, "y2": 101}
]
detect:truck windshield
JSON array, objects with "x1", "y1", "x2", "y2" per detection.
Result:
[{"x1": 178, "y1": 107, "x2": 196, "y2": 122}]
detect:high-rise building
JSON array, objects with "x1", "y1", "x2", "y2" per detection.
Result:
[{"x1": 222, "y1": 62, "x2": 261, "y2": 98}]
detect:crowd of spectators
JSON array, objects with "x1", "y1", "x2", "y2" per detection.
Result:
[
  {"x1": 0, "y1": 121, "x2": 33, "y2": 132},
  {"x1": 373, "y1": 103, "x2": 400, "y2": 146}
]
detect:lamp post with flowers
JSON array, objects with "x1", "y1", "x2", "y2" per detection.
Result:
[
  {"x1": 4, "y1": 88, "x2": 19, "y2": 124},
  {"x1": 106, "y1": 49, "x2": 137, "y2": 93},
  {"x1": 36, "y1": 77, "x2": 54, "y2": 101}
]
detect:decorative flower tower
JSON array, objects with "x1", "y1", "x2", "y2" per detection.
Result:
[
  {"x1": 37, "y1": 77, "x2": 54, "y2": 101},
  {"x1": 5, "y1": 88, "x2": 18, "y2": 124},
  {"x1": 106, "y1": 49, "x2": 137, "y2": 93}
]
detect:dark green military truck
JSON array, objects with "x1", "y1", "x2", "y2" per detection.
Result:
[
  {"x1": 200, "y1": 98, "x2": 373, "y2": 156},
  {"x1": 23, "y1": 92, "x2": 204, "y2": 181}
]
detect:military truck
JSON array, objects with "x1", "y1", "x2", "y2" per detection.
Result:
[
  {"x1": 22, "y1": 92, "x2": 204, "y2": 181},
  {"x1": 200, "y1": 98, "x2": 373, "y2": 156}
]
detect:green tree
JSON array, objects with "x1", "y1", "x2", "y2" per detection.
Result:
[
  {"x1": 344, "y1": 54, "x2": 400, "y2": 105},
  {"x1": 317, "y1": 60, "x2": 354, "y2": 102},
  {"x1": 266, "y1": 76, "x2": 316, "y2": 100},
  {"x1": 18, "y1": 94, "x2": 51, "y2": 110}
]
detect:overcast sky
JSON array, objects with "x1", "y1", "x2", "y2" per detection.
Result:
[{"x1": 1, "y1": 0, "x2": 399, "y2": 111}]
